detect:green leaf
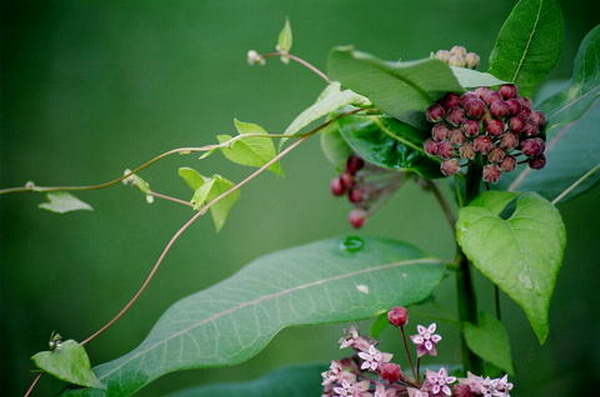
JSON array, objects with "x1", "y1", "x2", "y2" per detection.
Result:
[
  {"x1": 320, "y1": 123, "x2": 354, "y2": 170},
  {"x1": 32, "y1": 340, "x2": 104, "y2": 389},
  {"x1": 463, "y1": 312, "x2": 514, "y2": 374},
  {"x1": 276, "y1": 18, "x2": 292, "y2": 63},
  {"x1": 328, "y1": 46, "x2": 463, "y2": 129},
  {"x1": 218, "y1": 119, "x2": 282, "y2": 175},
  {"x1": 338, "y1": 114, "x2": 442, "y2": 178},
  {"x1": 63, "y1": 237, "x2": 445, "y2": 396},
  {"x1": 38, "y1": 192, "x2": 93, "y2": 214},
  {"x1": 122, "y1": 170, "x2": 154, "y2": 203},
  {"x1": 488, "y1": 0, "x2": 564, "y2": 97},
  {"x1": 450, "y1": 67, "x2": 508, "y2": 88},
  {"x1": 281, "y1": 82, "x2": 369, "y2": 146},
  {"x1": 191, "y1": 174, "x2": 239, "y2": 232},
  {"x1": 178, "y1": 167, "x2": 207, "y2": 191},
  {"x1": 456, "y1": 191, "x2": 566, "y2": 343},
  {"x1": 166, "y1": 364, "x2": 326, "y2": 397},
  {"x1": 370, "y1": 312, "x2": 390, "y2": 339}
]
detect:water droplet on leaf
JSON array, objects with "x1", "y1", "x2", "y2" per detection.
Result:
[{"x1": 341, "y1": 236, "x2": 364, "y2": 253}]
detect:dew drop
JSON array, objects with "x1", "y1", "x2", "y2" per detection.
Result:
[{"x1": 341, "y1": 236, "x2": 364, "y2": 253}]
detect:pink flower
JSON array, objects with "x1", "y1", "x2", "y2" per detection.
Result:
[
  {"x1": 374, "y1": 383, "x2": 398, "y2": 397},
  {"x1": 357, "y1": 344, "x2": 393, "y2": 372},
  {"x1": 407, "y1": 387, "x2": 429, "y2": 397},
  {"x1": 458, "y1": 372, "x2": 513, "y2": 397},
  {"x1": 339, "y1": 326, "x2": 374, "y2": 352},
  {"x1": 333, "y1": 377, "x2": 372, "y2": 397},
  {"x1": 424, "y1": 367, "x2": 457, "y2": 396},
  {"x1": 410, "y1": 323, "x2": 442, "y2": 357}
]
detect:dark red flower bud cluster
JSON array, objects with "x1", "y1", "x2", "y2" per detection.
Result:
[
  {"x1": 330, "y1": 155, "x2": 405, "y2": 229},
  {"x1": 424, "y1": 85, "x2": 547, "y2": 183}
]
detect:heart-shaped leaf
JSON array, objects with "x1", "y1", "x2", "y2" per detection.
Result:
[
  {"x1": 39, "y1": 192, "x2": 93, "y2": 214},
  {"x1": 463, "y1": 312, "x2": 514, "y2": 374},
  {"x1": 62, "y1": 237, "x2": 445, "y2": 396},
  {"x1": 178, "y1": 167, "x2": 207, "y2": 191},
  {"x1": 337, "y1": 114, "x2": 442, "y2": 178},
  {"x1": 456, "y1": 191, "x2": 566, "y2": 343},
  {"x1": 190, "y1": 173, "x2": 240, "y2": 232},
  {"x1": 32, "y1": 340, "x2": 104, "y2": 389},
  {"x1": 328, "y1": 47, "x2": 463, "y2": 129},
  {"x1": 488, "y1": 0, "x2": 564, "y2": 97},
  {"x1": 166, "y1": 364, "x2": 326, "y2": 397}
]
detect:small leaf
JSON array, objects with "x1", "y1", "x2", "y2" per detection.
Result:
[
  {"x1": 122, "y1": 170, "x2": 154, "y2": 203},
  {"x1": 338, "y1": 114, "x2": 442, "y2": 178},
  {"x1": 276, "y1": 18, "x2": 293, "y2": 63},
  {"x1": 463, "y1": 312, "x2": 515, "y2": 374},
  {"x1": 32, "y1": 340, "x2": 104, "y2": 389},
  {"x1": 281, "y1": 82, "x2": 369, "y2": 146},
  {"x1": 488, "y1": 0, "x2": 564, "y2": 97},
  {"x1": 328, "y1": 47, "x2": 463, "y2": 129},
  {"x1": 178, "y1": 167, "x2": 207, "y2": 191},
  {"x1": 320, "y1": 123, "x2": 354, "y2": 170},
  {"x1": 191, "y1": 174, "x2": 239, "y2": 232},
  {"x1": 450, "y1": 67, "x2": 508, "y2": 88},
  {"x1": 456, "y1": 191, "x2": 566, "y2": 343},
  {"x1": 166, "y1": 364, "x2": 326, "y2": 397},
  {"x1": 38, "y1": 192, "x2": 93, "y2": 214},
  {"x1": 63, "y1": 237, "x2": 445, "y2": 396},
  {"x1": 218, "y1": 119, "x2": 282, "y2": 175}
]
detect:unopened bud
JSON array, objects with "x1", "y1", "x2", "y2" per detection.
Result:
[
  {"x1": 463, "y1": 98, "x2": 486, "y2": 119},
  {"x1": 528, "y1": 155, "x2": 546, "y2": 170},
  {"x1": 484, "y1": 119, "x2": 505, "y2": 136},
  {"x1": 446, "y1": 107, "x2": 466, "y2": 126},
  {"x1": 442, "y1": 93, "x2": 460, "y2": 109},
  {"x1": 508, "y1": 116, "x2": 525, "y2": 133},
  {"x1": 449, "y1": 129, "x2": 466, "y2": 145},
  {"x1": 436, "y1": 141, "x2": 454, "y2": 159},
  {"x1": 346, "y1": 155, "x2": 365, "y2": 174},
  {"x1": 424, "y1": 139, "x2": 439, "y2": 155},
  {"x1": 331, "y1": 177, "x2": 346, "y2": 196},
  {"x1": 461, "y1": 120, "x2": 480, "y2": 136},
  {"x1": 505, "y1": 99, "x2": 522, "y2": 116},
  {"x1": 483, "y1": 164, "x2": 502, "y2": 183},
  {"x1": 482, "y1": 90, "x2": 502, "y2": 105},
  {"x1": 441, "y1": 159, "x2": 461, "y2": 176},
  {"x1": 473, "y1": 136, "x2": 493, "y2": 154},
  {"x1": 450, "y1": 45, "x2": 467, "y2": 57},
  {"x1": 448, "y1": 54, "x2": 466, "y2": 67},
  {"x1": 530, "y1": 110, "x2": 546, "y2": 127},
  {"x1": 459, "y1": 143, "x2": 476, "y2": 160},
  {"x1": 246, "y1": 50, "x2": 265, "y2": 66},
  {"x1": 340, "y1": 172, "x2": 355, "y2": 189},
  {"x1": 500, "y1": 155, "x2": 517, "y2": 172},
  {"x1": 499, "y1": 84, "x2": 518, "y2": 99},
  {"x1": 465, "y1": 52, "x2": 480, "y2": 69},
  {"x1": 488, "y1": 147, "x2": 506, "y2": 163},
  {"x1": 348, "y1": 188, "x2": 365, "y2": 204},
  {"x1": 387, "y1": 306, "x2": 409, "y2": 327},
  {"x1": 434, "y1": 50, "x2": 452, "y2": 63},
  {"x1": 499, "y1": 133, "x2": 519, "y2": 151},
  {"x1": 521, "y1": 138, "x2": 545, "y2": 157},
  {"x1": 348, "y1": 209, "x2": 367, "y2": 228},
  {"x1": 380, "y1": 363, "x2": 403, "y2": 383},
  {"x1": 522, "y1": 120, "x2": 539, "y2": 136},
  {"x1": 432, "y1": 124, "x2": 450, "y2": 141},
  {"x1": 489, "y1": 100, "x2": 510, "y2": 119},
  {"x1": 426, "y1": 103, "x2": 446, "y2": 123}
]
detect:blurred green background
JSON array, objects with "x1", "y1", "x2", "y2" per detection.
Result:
[{"x1": 1, "y1": 0, "x2": 598, "y2": 395}]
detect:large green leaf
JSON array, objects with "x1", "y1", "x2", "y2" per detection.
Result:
[
  {"x1": 450, "y1": 67, "x2": 508, "y2": 88},
  {"x1": 337, "y1": 114, "x2": 442, "y2": 178},
  {"x1": 500, "y1": 26, "x2": 600, "y2": 202},
  {"x1": 463, "y1": 312, "x2": 514, "y2": 375},
  {"x1": 456, "y1": 191, "x2": 566, "y2": 343},
  {"x1": 167, "y1": 364, "x2": 326, "y2": 397},
  {"x1": 488, "y1": 0, "x2": 564, "y2": 97},
  {"x1": 63, "y1": 237, "x2": 445, "y2": 396},
  {"x1": 39, "y1": 192, "x2": 93, "y2": 214},
  {"x1": 328, "y1": 47, "x2": 463, "y2": 129},
  {"x1": 217, "y1": 119, "x2": 282, "y2": 175},
  {"x1": 32, "y1": 340, "x2": 104, "y2": 389}
]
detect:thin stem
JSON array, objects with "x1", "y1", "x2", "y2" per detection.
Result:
[
  {"x1": 400, "y1": 326, "x2": 418, "y2": 382},
  {"x1": 80, "y1": 109, "x2": 362, "y2": 346},
  {"x1": 261, "y1": 51, "x2": 331, "y2": 83},
  {"x1": 416, "y1": 358, "x2": 421, "y2": 384},
  {"x1": 494, "y1": 285, "x2": 502, "y2": 321},
  {"x1": 427, "y1": 180, "x2": 456, "y2": 231},
  {"x1": 551, "y1": 163, "x2": 600, "y2": 205},
  {"x1": 147, "y1": 190, "x2": 193, "y2": 208},
  {"x1": 23, "y1": 373, "x2": 43, "y2": 397}
]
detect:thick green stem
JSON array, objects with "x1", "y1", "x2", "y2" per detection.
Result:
[{"x1": 454, "y1": 164, "x2": 483, "y2": 374}]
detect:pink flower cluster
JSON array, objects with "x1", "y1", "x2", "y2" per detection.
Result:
[
  {"x1": 322, "y1": 308, "x2": 513, "y2": 397},
  {"x1": 423, "y1": 85, "x2": 547, "y2": 183}
]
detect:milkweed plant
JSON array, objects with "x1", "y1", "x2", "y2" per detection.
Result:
[{"x1": 4, "y1": 0, "x2": 599, "y2": 396}]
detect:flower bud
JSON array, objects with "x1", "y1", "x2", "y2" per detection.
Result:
[
  {"x1": 451, "y1": 45, "x2": 467, "y2": 56},
  {"x1": 522, "y1": 120, "x2": 539, "y2": 136},
  {"x1": 463, "y1": 98, "x2": 486, "y2": 119},
  {"x1": 446, "y1": 107, "x2": 466, "y2": 126},
  {"x1": 387, "y1": 306, "x2": 409, "y2": 327},
  {"x1": 434, "y1": 50, "x2": 451, "y2": 62},
  {"x1": 348, "y1": 208, "x2": 367, "y2": 228},
  {"x1": 436, "y1": 141, "x2": 454, "y2": 159},
  {"x1": 432, "y1": 124, "x2": 450, "y2": 141},
  {"x1": 348, "y1": 188, "x2": 365, "y2": 204},
  {"x1": 246, "y1": 50, "x2": 265, "y2": 66},
  {"x1": 483, "y1": 164, "x2": 502, "y2": 183},
  {"x1": 346, "y1": 155, "x2": 365, "y2": 174},
  {"x1": 424, "y1": 139, "x2": 439, "y2": 155},
  {"x1": 484, "y1": 119, "x2": 505, "y2": 136},
  {"x1": 474, "y1": 87, "x2": 492, "y2": 99},
  {"x1": 461, "y1": 120, "x2": 480, "y2": 136},
  {"x1": 454, "y1": 384, "x2": 475, "y2": 397},
  {"x1": 380, "y1": 363, "x2": 403, "y2": 383},
  {"x1": 473, "y1": 136, "x2": 493, "y2": 154},
  {"x1": 519, "y1": 106, "x2": 532, "y2": 118},
  {"x1": 448, "y1": 54, "x2": 466, "y2": 67},
  {"x1": 482, "y1": 90, "x2": 502, "y2": 105},
  {"x1": 459, "y1": 143, "x2": 476, "y2": 160},
  {"x1": 441, "y1": 159, "x2": 460, "y2": 176},
  {"x1": 530, "y1": 110, "x2": 546, "y2": 127},
  {"x1": 465, "y1": 52, "x2": 480, "y2": 69},
  {"x1": 521, "y1": 138, "x2": 545, "y2": 157},
  {"x1": 488, "y1": 147, "x2": 506, "y2": 163},
  {"x1": 505, "y1": 98, "x2": 522, "y2": 116},
  {"x1": 442, "y1": 93, "x2": 460, "y2": 109},
  {"x1": 489, "y1": 100, "x2": 510, "y2": 118},
  {"x1": 426, "y1": 103, "x2": 446, "y2": 123},
  {"x1": 499, "y1": 84, "x2": 518, "y2": 99},
  {"x1": 340, "y1": 172, "x2": 355, "y2": 189},
  {"x1": 449, "y1": 129, "x2": 466, "y2": 145},
  {"x1": 500, "y1": 155, "x2": 517, "y2": 172},
  {"x1": 528, "y1": 155, "x2": 546, "y2": 169},
  {"x1": 330, "y1": 177, "x2": 346, "y2": 196},
  {"x1": 508, "y1": 116, "x2": 525, "y2": 133},
  {"x1": 499, "y1": 132, "x2": 519, "y2": 150},
  {"x1": 459, "y1": 92, "x2": 479, "y2": 107},
  {"x1": 518, "y1": 97, "x2": 533, "y2": 109}
]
